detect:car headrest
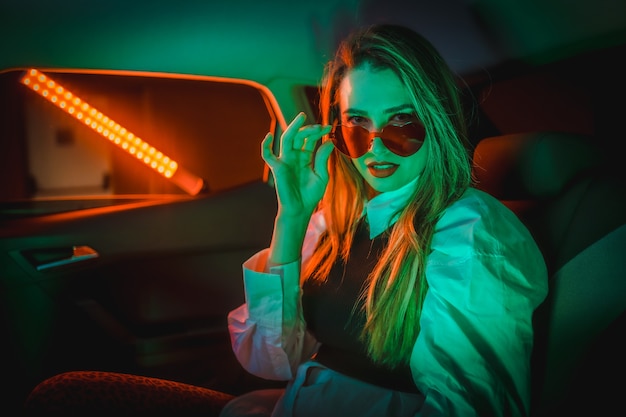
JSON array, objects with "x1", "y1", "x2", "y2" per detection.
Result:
[{"x1": 472, "y1": 131, "x2": 603, "y2": 200}]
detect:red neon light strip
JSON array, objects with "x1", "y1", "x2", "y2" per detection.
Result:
[{"x1": 20, "y1": 69, "x2": 204, "y2": 195}]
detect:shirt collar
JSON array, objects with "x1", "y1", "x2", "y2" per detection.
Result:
[{"x1": 364, "y1": 177, "x2": 419, "y2": 239}]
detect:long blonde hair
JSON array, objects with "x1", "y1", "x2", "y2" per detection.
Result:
[{"x1": 302, "y1": 24, "x2": 473, "y2": 367}]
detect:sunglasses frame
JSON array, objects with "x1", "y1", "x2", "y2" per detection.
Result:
[{"x1": 329, "y1": 120, "x2": 426, "y2": 158}]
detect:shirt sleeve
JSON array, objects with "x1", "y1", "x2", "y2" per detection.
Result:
[
  {"x1": 411, "y1": 189, "x2": 548, "y2": 417},
  {"x1": 226, "y1": 212, "x2": 326, "y2": 380}
]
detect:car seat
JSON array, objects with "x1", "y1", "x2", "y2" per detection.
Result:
[{"x1": 472, "y1": 131, "x2": 626, "y2": 416}]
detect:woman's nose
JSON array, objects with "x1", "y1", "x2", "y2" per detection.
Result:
[{"x1": 368, "y1": 136, "x2": 387, "y2": 153}]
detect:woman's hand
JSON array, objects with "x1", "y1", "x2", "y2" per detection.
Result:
[{"x1": 262, "y1": 112, "x2": 334, "y2": 219}]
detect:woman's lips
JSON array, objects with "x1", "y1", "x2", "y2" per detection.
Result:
[{"x1": 367, "y1": 162, "x2": 399, "y2": 178}]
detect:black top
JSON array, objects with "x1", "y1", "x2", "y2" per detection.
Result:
[{"x1": 302, "y1": 220, "x2": 419, "y2": 393}]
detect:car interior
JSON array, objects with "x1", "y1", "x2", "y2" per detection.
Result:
[
  {"x1": 19, "y1": 128, "x2": 626, "y2": 416},
  {"x1": 2, "y1": 0, "x2": 625, "y2": 415},
  {"x1": 472, "y1": 131, "x2": 626, "y2": 415}
]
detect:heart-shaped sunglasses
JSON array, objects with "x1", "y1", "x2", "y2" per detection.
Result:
[{"x1": 329, "y1": 120, "x2": 426, "y2": 158}]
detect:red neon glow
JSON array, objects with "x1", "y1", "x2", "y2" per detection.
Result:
[{"x1": 20, "y1": 68, "x2": 205, "y2": 195}]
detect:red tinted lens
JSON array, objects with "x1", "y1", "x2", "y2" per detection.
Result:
[
  {"x1": 331, "y1": 125, "x2": 371, "y2": 157},
  {"x1": 331, "y1": 122, "x2": 425, "y2": 158},
  {"x1": 378, "y1": 123, "x2": 425, "y2": 156}
]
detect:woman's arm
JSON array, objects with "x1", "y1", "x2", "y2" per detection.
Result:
[
  {"x1": 226, "y1": 113, "x2": 333, "y2": 379},
  {"x1": 227, "y1": 252, "x2": 317, "y2": 380},
  {"x1": 411, "y1": 190, "x2": 548, "y2": 417},
  {"x1": 227, "y1": 213, "x2": 326, "y2": 380}
]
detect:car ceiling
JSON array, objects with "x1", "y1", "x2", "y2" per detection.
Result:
[{"x1": 1, "y1": 0, "x2": 625, "y2": 85}]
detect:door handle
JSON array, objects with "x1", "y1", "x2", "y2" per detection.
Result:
[{"x1": 23, "y1": 245, "x2": 100, "y2": 271}]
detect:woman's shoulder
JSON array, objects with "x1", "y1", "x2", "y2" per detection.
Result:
[
  {"x1": 431, "y1": 186, "x2": 539, "y2": 257},
  {"x1": 439, "y1": 186, "x2": 521, "y2": 228},
  {"x1": 428, "y1": 187, "x2": 548, "y2": 302},
  {"x1": 457, "y1": 186, "x2": 508, "y2": 209}
]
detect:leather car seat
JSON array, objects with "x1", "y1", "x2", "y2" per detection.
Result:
[{"x1": 473, "y1": 131, "x2": 626, "y2": 416}]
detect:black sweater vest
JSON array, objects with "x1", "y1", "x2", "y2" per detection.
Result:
[{"x1": 301, "y1": 221, "x2": 418, "y2": 393}]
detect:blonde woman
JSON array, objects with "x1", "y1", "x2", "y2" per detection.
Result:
[{"x1": 222, "y1": 24, "x2": 548, "y2": 417}]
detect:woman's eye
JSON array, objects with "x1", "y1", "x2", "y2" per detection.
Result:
[
  {"x1": 390, "y1": 113, "x2": 414, "y2": 124},
  {"x1": 346, "y1": 116, "x2": 368, "y2": 127}
]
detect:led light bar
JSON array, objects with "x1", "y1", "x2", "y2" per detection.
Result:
[{"x1": 20, "y1": 68, "x2": 205, "y2": 196}]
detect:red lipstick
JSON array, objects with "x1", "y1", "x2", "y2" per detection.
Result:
[{"x1": 367, "y1": 162, "x2": 399, "y2": 178}]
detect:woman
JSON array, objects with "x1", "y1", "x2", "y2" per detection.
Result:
[{"x1": 221, "y1": 24, "x2": 547, "y2": 417}]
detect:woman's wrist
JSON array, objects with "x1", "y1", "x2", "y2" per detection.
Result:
[{"x1": 268, "y1": 212, "x2": 311, "y2": 266}]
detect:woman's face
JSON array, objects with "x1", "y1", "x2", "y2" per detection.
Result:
[{"x1": 338, "y1": 64, "x2": 429, "y2": 196}]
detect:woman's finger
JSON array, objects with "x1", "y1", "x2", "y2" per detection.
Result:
[
  {"x1": 302, "y1": 125, "x2": 332, "y2": 153},
  {"x1": 292, "y1": 123, "x2": 325, "y2": 150},
  {"x1": 314, "y1": 140, "x2": 335, "y2": 184},
  {"x1": 280, "y1": 112, "x2": 307, "y2": 156},
  {"x1": 261, "y1": 132, "x2": 278, "y2": 168}
]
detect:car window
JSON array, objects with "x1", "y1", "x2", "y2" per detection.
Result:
[{"x1": 0, "y1": 69, "x2": 277, "y2": 215}]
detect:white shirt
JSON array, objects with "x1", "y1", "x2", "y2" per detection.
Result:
[{"x1": 226, "y1": 186, "x2": 548, "y2": 417}]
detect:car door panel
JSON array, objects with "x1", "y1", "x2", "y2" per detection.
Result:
[{"x1": 1, "y1": 179, "x2": 278, "y2": 402}]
